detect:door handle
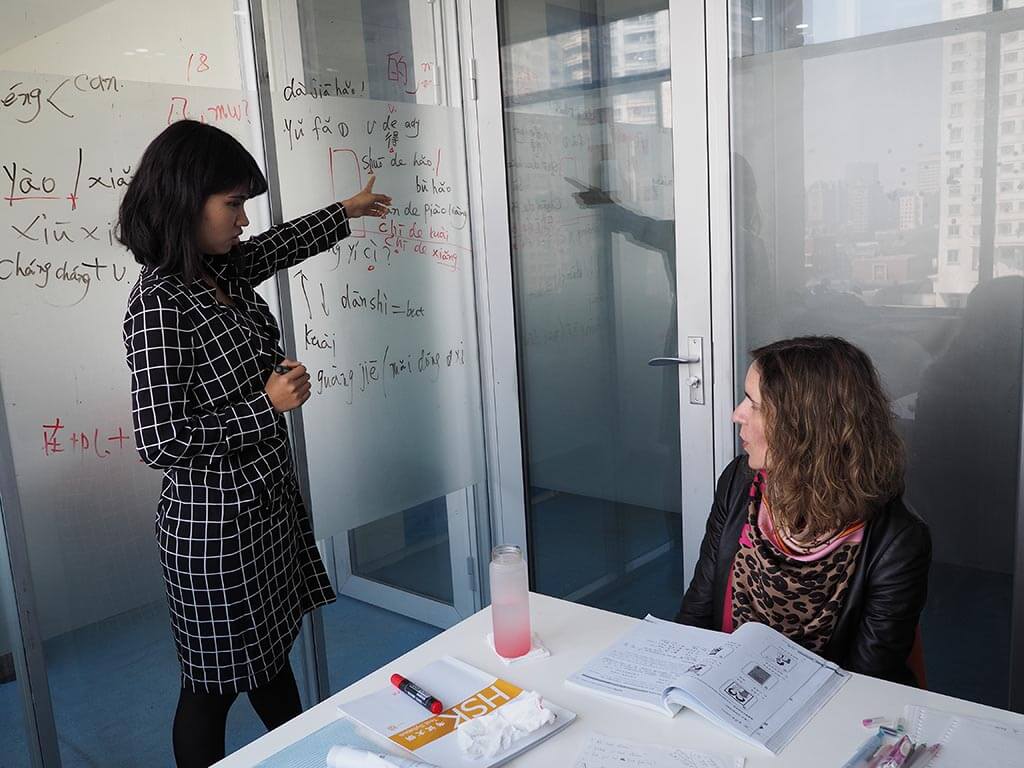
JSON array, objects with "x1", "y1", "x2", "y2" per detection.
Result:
[
  {"x1": 647, "y1": 356, "x2": 700, "y2": 366},
  {"x1": 647, "y1": 337, "x2": 706, "y2": 405}
]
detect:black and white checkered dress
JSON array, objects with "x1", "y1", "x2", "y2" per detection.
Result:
[{"x1": 123, "y1": 204, "x2": 350, "y2": 694}]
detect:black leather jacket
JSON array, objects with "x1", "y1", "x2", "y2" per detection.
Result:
[{"x1": 675, "y1": 457, "x2": 931, "y2": 686}]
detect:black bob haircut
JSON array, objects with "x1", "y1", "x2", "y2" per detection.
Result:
[{"x1": 118, "y1": 120, "x2": 268, "y2": 284}]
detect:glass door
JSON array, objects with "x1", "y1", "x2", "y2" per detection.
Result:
[
  {"x1": 256, "y1": 0, "x2": 490, "y2": 645},
  {"x1": 493, "y1": 0, "x2": 717, "y2": 620}
]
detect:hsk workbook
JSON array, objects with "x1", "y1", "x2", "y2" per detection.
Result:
[{"x1": 566, "y1": 616, "x2": 848, "y2": 754}]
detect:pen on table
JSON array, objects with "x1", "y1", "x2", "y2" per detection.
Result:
[
  {"x1": 840, "y1": 728, "x2": 885, "y2": 768},
  {"x1": 391, "y1": 673, "x2": 444, "y2": 715},
  {"x1": 902, "y1": 743, "x2": 926, "y2": 768},
  {"x1": 875, "y1": 735, "x2": 913, "y2": 768},
  {"x1": 273, "y1": 364, "x2": 293, "y2": 375},
  {"x1": 911, "y1": 744, "x2": 941, "y2": 767}
]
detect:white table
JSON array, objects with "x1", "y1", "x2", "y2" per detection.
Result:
[{"x1": 215, "y1": 593, "x2": 1024, "y2": 767}]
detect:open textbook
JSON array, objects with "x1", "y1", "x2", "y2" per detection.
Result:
[{"x1": 566, "y1": 616, "x2": 848, "y2": 754}]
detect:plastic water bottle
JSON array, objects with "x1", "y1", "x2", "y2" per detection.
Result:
[{"x1": 489, "y1": 544, "x2": 532, "y2": 658}]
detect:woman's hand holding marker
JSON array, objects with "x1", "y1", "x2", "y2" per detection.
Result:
[{"x1": 266, "y1": 358, "x2": 310, "y2": 413}]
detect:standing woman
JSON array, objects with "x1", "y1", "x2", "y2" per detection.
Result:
[
  {"x1": 120, "y1": 120, "x2": 391, "y2": 767},
  {"x1": 676, "y1": 336, "x2": 931, "y2": 686}
]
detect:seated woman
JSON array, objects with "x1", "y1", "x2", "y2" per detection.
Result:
[{"x1": 676, "y1": 336, "x2": 931, "y2": 686}]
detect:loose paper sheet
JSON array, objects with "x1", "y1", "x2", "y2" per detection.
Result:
[{"x1": 571, "y1": 733, "x2": 744, "y2": 768}]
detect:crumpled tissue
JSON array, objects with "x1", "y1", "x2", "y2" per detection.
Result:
[{"x1": 456, "y1": 691, "x2": 555, "y2": 759}]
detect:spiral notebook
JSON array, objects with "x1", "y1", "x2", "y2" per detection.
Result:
[{"x1": 902, "y1": 704, "x2": 1024, "y2": 767}]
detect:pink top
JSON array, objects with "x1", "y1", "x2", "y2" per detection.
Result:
[{"x1": 722, "y1": 502, "x2": 865, "y2": 633}]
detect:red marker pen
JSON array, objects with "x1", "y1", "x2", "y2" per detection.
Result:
[{"x1": 390, "y1": 673, "x2": 443, "y2": 714}]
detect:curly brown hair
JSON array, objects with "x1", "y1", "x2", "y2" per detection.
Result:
[{"x1": 752, "y1": 336, "x2": 904, "y2": 543}]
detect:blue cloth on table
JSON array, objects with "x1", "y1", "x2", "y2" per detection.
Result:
[{"x1": 255, "y1": 717, "x2": 383, "y2": 768}]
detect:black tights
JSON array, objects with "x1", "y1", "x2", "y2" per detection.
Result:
[{"x1": 172, "y1": 664, "x2": 302, "y2": 768}]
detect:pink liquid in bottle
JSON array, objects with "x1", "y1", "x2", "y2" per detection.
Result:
[{"x1": 490, "y1": 545, "x2": 532, "y2": 658}]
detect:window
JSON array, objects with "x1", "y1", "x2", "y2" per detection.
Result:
[
  {"x1": 947, "y1": 150, "x2": 963, "y2": 160},
  {"x1": 950, "y1": 102, "x2": 964, "y2": 117},
  {"x1": 947, "y1": 249, "x2": 960, "y2": 265},
  {"x1": 999, "y1": 222, "x2": 1013, "y2": 235},
  {"x1": 950, "y1": 126, "x2": 964, "y2": 142},
  {"x1": 1001, "y1": 180, "x2": 1015, "y2": 192},
  {"x1": 1001, "y1": 145, "x2": 1017, "y2": 156},
  {"x1": 1004, "y1": 93, "x2": 1019, "y2": 108},
  {"x1": 952, "y1": 41, "x2": 966, "y2": 53},
  {"x1": 951, "y1": 80, "x2": 965, "y2": 93},
  {"x1": 1001, "y1": 201, "x2": 1014, "y2": 213},
  {"x1": 1005, "y1": 51, "x2": 1018, "y2": 63},
  {"x1": 948, "y1": 224, "x2": 960, "y2": 235},
  {"x1": 873, "y1": 263, "x2": 888, "y2": 281},
  {"x1": 1005, "y1": 72, "x2": 1019, "y2": 85},
  {"x1": 1002, "y1": 120, "x2": 1016, "y2": 134},
  {"x1": 952, "y1": 60, "x2": 966, "y2": 73},
  {"x1": 949, "y1": 204, "x2": 962, "y2": 215}
]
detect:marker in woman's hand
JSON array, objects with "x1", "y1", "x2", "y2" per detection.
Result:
[{"x1": 266, "y1": 359, "x2": 310, "y2": 413}]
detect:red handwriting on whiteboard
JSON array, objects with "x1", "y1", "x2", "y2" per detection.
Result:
[
  {"x1": 186, "y1": 52, "x2": 210, "y2": 83},
  {"x1": 386, "y1": 52, "x2": 410, "y2": 91},
  {"x1": 42, "y1": 418, "x2": 65, "y2": 455},
  {"x1": 41, "y1": 419, "x2": 132, "y2": 459},
  {"x1": 3, "y1": 148, "x2": 84, "y2": 211},
  {"x1": 168, "y1": 96, "x2": 250, "y2": 126}
]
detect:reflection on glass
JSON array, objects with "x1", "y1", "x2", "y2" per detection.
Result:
[
  {"x1": 350, "y1": 498, "x2": 454, "y2": 604},
  {"x1": 730, "y1": 4, "x2": 1022, "y2": 707},
  {"x1": 732, "y1": 0, "x2": 994, "y2": 55},
  {"x1": 500, "y1": 0, "x2": 681, "y2": 619}
]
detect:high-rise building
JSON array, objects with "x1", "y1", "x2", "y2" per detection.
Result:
[{"x1": 938, "y1": 0, "x2": 1024, "y2": 304}]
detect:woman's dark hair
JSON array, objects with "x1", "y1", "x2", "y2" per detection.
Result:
[
  {"x1": 751, "y1": 335, "x2": 904, "y2": 541},
  {"x1": 117, "y1": 120, "x2": 267, "y2": 283}
]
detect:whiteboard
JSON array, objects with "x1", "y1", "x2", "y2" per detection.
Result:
[
  {"x1": 270, "y1": 91, "x2": 486, "y2": 537},
  {"x1": 0, "y1": 70, "x2": 269, "y2": 639}
]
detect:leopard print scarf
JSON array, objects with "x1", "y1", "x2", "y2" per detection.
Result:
[{"x1": 730, "y1": 471, "x2": 862, "y2": 653}]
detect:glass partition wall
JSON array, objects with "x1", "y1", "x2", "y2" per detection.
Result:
[
  {"x1": 257, "y1": 0, "x2": 491, "y2": 657},
  {"x1": 726, "y1": 0, "x2": 1024, "y2": 708},
  {"x1": 0, "y1": 2, "x2": 281, "y2": 763},
  {"x1": 498, "y1": 0, "x2": 683, "y2": 619},
  {"x1": 0, "y1": 0, "x2": 494, "y2": 764}
]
